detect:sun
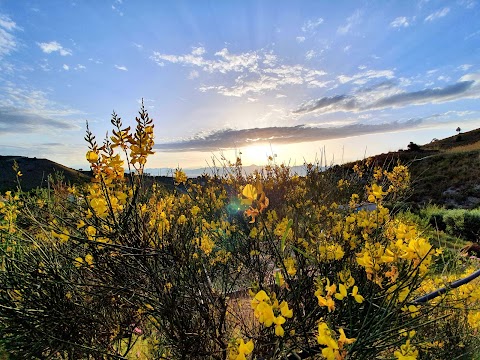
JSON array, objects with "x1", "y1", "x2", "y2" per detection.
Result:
[{"x1": 240, "y1": 143, "x2": 276, "y2": 165}]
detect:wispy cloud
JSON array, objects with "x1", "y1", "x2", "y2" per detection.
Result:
[
  {"x1": 63, "y1": 64, "x2": 69, "y2": 70},
  {"x1": 465, "y1": 29, "x2": 480, "y2": 40},
  {"x1": 424, "y1": 7, "x2": 450, "y2": 22},
  {"x1": 296, "y1": 36, "x2": 306, "y2": 43},
  {"x1": 74, "y1": 64, "x2": 86, "y2": 70},
  {"x1": 88, "y1": 57, "x2": 103, "y2": 64},
  {"x1": 457, "y1": 64, "x2": 472, "y2": 71},
  {"x1": 294, "y1": 78, "x2": 478, "y2": 115},
  {"x1": 301, "y1": 18, "x2": 324, "y2": 33},
  {"x1": 337, "y1": 10, "x2": 362, "y2": 35},
  {"x1": 458, "y1": 0, "x2": 476, "y2": 9},
  {"x1": 154, "y1": 120, "x2": 421, "y2": 152},
  {"x1": 390, "y1": 17, "x2": 410, "y2": 28},
  {"x1": 114, "y1": 64, "x2": 128, "y2": 71},
  {"x1": 151, "y1": 47, "x2": 328, "y2": 97},
  {"x1": 188, "y1": 70, "x2": 199, "y2": 79},
  {"x1": 37, "y1": 41, "x2": 72, "y2": 56},
  {"x1": 0, "y1": 84, "x2": 82, "y2": 133},
  {"x1": 0, "y1": 13, "x2": 20, "y2": 58},
  {"x1": 337, "y1": 69, "x2": 395, "y2": 85},
  {"x1": 111, "y1": 3, "x2": 124, "y2": 16},
  {"x1": 305, "y1": 50, "x2": 316, "y2": 60}
]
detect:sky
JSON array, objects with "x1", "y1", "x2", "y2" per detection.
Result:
[{"x1": 0, "y1": 0, "x2": 479, "y2": 171}]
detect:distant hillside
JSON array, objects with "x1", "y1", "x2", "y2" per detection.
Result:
[
  {"x1": 0, "y1": 156, "x2": 90, "y2": 192},
  {"x1": 341, "y1": 128, "x2": 480, "y2": 209},
  {"x1": 422, "y1": 127, "x2": 480, "y2": 151}
]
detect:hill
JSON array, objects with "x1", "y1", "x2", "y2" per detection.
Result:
[
  {"x1": 342, "y1": 128, "x2": 480, "y2": 209},
  {"x1": 0, "y1": 156, "x2": 90, "y2": 193}
]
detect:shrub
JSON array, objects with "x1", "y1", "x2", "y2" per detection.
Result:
[{"x1": 0, "y1": 104, "x2": 479, "y2": 360}]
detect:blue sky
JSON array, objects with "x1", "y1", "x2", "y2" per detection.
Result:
[{"x1": 0, "y1": 0, "x2": 479, "y2": 170}]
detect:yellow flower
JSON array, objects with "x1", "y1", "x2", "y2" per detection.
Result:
[
  {"x1": 335, "y1": 283, "x2": 347, "y2": 301},
  {"x1": 279, "y1": 301, "x2": 293, "y2": 318},
  {"x1": 317, "y1": 295, "x2": 336, "y2": 312},
  {"x1": 274, "y1": 316, "x2": 286, "y2": 337},
  {"x1": 351, "y1": 286, "x2": 364, "y2": 303},
  {"x1": 242, "y1": 184, "x2": 258, "y2": 205},
  {"x1": 74, "y1": 257, "x2": 84, "y2": 267},
  {"x1": 191, "y1": 206, "x2": 200, "y2": 216},
  {"x1": 317, "y1": 322, "x2": 339, "y2": 350},
  {"x1": 86, "y1": 150, "x2": 99, "y2": 163},
  {"x1": 174, "y1": 169, "x2": 188, "y2": 185},
  {"x1": 232, "y1": 338, "x2": 254, "y2": 360},
  {"x1": 321, "y1": 346, "x2": 335, "y2": 360},
  {"x1": 254, "y1": 290, "x2": 270, "y2": 302},
  {"x1": 338, "y1": 328, "x2": 355, "y2": 346},
  {"x1": 394, "y1": 339, "x2": 418, "y2": 360},
  {"x1": 284, "y1": 257, "x2": 297, "y2": 276},
  {"x1": 85, "y1": 254, "x2": 94, "y2": 266}
]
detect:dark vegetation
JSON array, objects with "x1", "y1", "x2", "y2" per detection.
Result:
[{"x1": 0, "y1": 156, "x2": 89, "y2": 193}]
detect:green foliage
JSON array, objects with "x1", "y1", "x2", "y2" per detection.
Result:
[{"x1": 420, "y1": 206, "x2": 480, "y2": 242}]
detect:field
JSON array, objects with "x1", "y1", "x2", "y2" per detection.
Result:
[{"x1": 1, "y1": 108, "x2": 480, "y2": 359}]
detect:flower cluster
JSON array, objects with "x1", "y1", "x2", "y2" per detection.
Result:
[
  {"x1": 251, "y1": 290, "x2": 293, "y2": 337},
  {"x1": 317, "y1": 321, "x2": 355, "y2": 360}
]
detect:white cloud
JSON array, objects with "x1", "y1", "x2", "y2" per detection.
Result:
[
  {"x1": 458, "y1": 64, "x2": 472, "y2": 71},
  {"x1": 38, "y1": 41, "x2": 72, "y2": 56},
  {"x1": 0, "y1": 14, "x2": 18, "y2": 31},
  {"x1": 390, "y1": 16, "x2": 409, "y2": 28},
  {"x1": 88, "y1": 58, "x2": 103, "y2": 64},
  {"x1": 63, "y1": 64, "x2": 69, "y2": 70},
  {"x1": 191, "y1": 46, "x2": 206, "y2": 56},
  {"x1": 458, "y1": 0, "x2": 476, "y2": 9},
  {"x1": 0, "y1": 14, "x2": 19, "y2": 58},
  {"x1": 437, "y1": 75, "x2": 451, "y2": 82},
  {"x1": 305, "y1": 50, "x2": 316, "y2": 60},
  {"x1": 338, "y1": 69, "x2": 395, "y2": 85},
  {"x1": 425, "y1": 7, "x2": 450, "y2": 22},
  {"x1": 114, "y1": 64, "x2": 128, "y2": 71},
  {"x1": 188, "y1": 70, "x2": 199, "y2": 79},
  {"x1": 152, "y1": 47, "x2": 329, "y2": 97},
  {"x1": 296, "y1": 36, "x2": 306, "y2": 43},
  {"x1": 301, "y1": 18, "x2": 324, "y2": 33},
  {"x1": 74, "y1": 64, "x2": 86, "y2": 70},
  {"x1": 343, "y1": 45, "x2": 351, "y2": 52},
  {"x1": 133, "y1": 42, "x2": 143, "y2": 50},
  {"x1": 263, "y1": 53, "x2": 277, "y2": 66},
  {"x1": 337, "y1": 10, "x2": 362, "y2": 35}
]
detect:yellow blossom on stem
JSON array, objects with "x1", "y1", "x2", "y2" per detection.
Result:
[
  {"x1": 351, "y1": 286, "x2": 364, "y2": 303},
  {"x1": 335, "y1": 283, "x2": 348, "y2": 301}
]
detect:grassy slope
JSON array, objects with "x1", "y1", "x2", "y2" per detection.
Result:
[
  {"x1": 339, "y1": 128, "x2": 480, "y2": 209},
  {"x1": 0, "y1": 156, "x2": 89, "y2": 193}
]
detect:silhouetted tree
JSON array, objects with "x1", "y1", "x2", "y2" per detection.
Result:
[{"x1": 407, "y1": 142, "x2": 421, "y2": 151}]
